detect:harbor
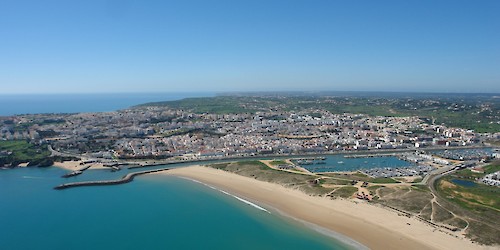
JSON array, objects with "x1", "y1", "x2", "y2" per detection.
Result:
[{"x1": 293, "y1": 154, "x2": 414, "y2": 173}]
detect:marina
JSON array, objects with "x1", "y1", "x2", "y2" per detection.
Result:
[
  {"x1": 293, "y1": 154, "x2": 414, "y2": 173},
  {"x1": 429, "y1": 148, "x2": 494, "y2": 161},
  {"x1": 362, "y1": 165, "x2": 434, "y2": 178}
]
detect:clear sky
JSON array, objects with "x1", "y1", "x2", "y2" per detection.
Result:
[{"x1": 1, "y1": 0, "x2": 499, "y2": 94}]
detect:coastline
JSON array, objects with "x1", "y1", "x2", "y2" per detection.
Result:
[{"x1": 161, "y1": 166, "x2": 491, "y2": 250}]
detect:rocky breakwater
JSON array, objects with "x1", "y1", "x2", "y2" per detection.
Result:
[{"x1": 54, "y1": 168, "x2": 170, "y2": 190}]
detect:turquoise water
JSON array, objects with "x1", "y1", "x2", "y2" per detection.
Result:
[
  {"x1": 0, "y1": 167, "x2": 357, "y2": 250},
  {"x1": 451, "y1": 179, "x2": 477, "y2": 187},
  {"x1": 297, "y1": 155, "x2": 412, "y2": 172}
]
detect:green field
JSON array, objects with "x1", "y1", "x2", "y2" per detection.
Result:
[
  {"x1": 437, "y1": 167, "x2": 500, "y2": 213},
  {"x1": 0, "y1": 140, "x2": 51, "y2": 167},
  {"x1": 434, "y1": 163, "x2": 500, "y2": 245}
]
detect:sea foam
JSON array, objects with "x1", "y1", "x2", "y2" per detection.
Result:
[{"x1": 182, "y1": 177, "x2": 270, "y2": 213}]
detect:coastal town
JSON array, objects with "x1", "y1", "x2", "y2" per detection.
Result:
[
  {"x1": 1, "y1": 96, "x2": 499, "y2": 183},
  {"x1": 1, "y1": 95, "x2": 499, "y2": 247},
  {"x1": 0, "y1": 104, "x2": 494, "y2": 159}
]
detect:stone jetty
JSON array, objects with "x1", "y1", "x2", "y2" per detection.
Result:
[
  {"x1": 61, "y1": 165, "x2": 92, "y2": 178},
  {"x1": 54, "y1": 168, "x2": 169, "y2": 190}
]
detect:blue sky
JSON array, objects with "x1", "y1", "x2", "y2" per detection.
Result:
[{"x1": 1, "y1": 0, "x2": 499, "y2": 94}]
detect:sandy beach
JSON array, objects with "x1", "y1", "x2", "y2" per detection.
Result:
[
  {"x1": 52, "y1": 160, "x2": 109, "y2": 171},
  {"x1": 162, "y1": 166, "x2": 492, "y2": 250}
]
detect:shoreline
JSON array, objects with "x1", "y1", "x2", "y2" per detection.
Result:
[
  {"x1": 178, "y1": 175, "x2": 367, "y2": 250},
  {"x1": 52, "y1": 160, "x2": 110, "y2": 171},
  {"x1": 160, "y1": 166, "x2": 492, "y2": 250}
]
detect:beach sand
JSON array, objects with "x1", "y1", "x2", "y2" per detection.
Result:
[
  {"x1": 52, "y1": 160, "x2": 109, "y2": 171},
  {"x1": 162, "y1": 166, "x2": 492, "y2": 250}
]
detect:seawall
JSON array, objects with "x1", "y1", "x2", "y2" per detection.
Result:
[{"x1": 54, "y1": 168, "x2": 169, "y2": 190}]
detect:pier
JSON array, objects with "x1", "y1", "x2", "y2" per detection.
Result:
[
  {"x1": 61, "y1": 165, "x2": 92, "y2": 178},
  {"x1": 344, "y1": 153, "x2": 397, "y2": 158},
  {"x1": 54, "y1": 168, "x2": 170, "y2": 190}
]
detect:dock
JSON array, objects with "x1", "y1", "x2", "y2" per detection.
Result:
[
  {"x1": 344, "y1": 153, "x2": 397, "y2": 158},
  {"x1": 54, "y1": 168, "x2": 170, "y2": 190}
]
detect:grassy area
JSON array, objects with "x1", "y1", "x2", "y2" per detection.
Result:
[
  {"x1": 410, "y1": 185, "x2": 430, "y2": 192},
  {"x1": 437, "y1": 162, "x2": 500, "y2": 212},
  {"x1": 268, "y1": 160, "x2": 288, "y2": 166},
  {"x1": 375, "y1": 186, "x2": 433, "y2": 214},
  {"x1": 449, "y1": 163, "x2": 500, "y2": 180},
  {"x1": 432, "y1": 203, "x2": 454, "y2": 223},
  {"x1": 318, "y1": 172, "x2": 401, "y2": 184},
  {"x1": 466, "y1": 220, "x2": 500, "y2": 245},
  {"x1": 320, "y1": 178, "x2": 352, "y2": 186},
  {"x1": 437, "y1": 179, "x2": 500, "y2": 212},
  {"x1": 139, "y1": 96, "x2": 256, "y2": 114},
  {"x1": 445, "y1": 217, "x2": 468, "y2": 230},
  {"x1": 319, "y1": 172, "x2": 372, "y2": 182},
  {"x1": 367, "y1": 185, "x2": 383, "y2": 192},
  {"x1": 435, "y1": 166, "x2": 500, "y2": 245},
  {"x1": 482, "y1": 162, "x2": 500, "y2": 174},
  {"x1": 329, "y1": 186, "x2": 358, "y2": 198},
  {"x1": 0, "y1": 140, "x2": 51, "y2": 167},
  {"x1": 370, "y1": 177, "x2": 401, "y2": 184}
]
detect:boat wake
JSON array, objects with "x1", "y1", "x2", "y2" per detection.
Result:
[
  {"x1": 182, "y1": 177, "x2": 270, "y2": 213},
  {"x1": 22, "y1": 176, "x2": 44, "y2": 179}
]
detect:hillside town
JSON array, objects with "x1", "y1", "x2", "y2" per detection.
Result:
[{"x1": 0, "y1": 103, "x2": 495, "y2": 163}]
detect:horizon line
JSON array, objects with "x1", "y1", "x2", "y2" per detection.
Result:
[{"x1": 1, "y1": 90, "x2": 500, "y2": 95}]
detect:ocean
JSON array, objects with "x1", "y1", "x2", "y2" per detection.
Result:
[
  {"x1": 0, "y1": 93, "x2": 213, "y2": 116},
  {"x1": 0, "y1": 167, "x2": 356, "y2": 250},
  {"x1": 0, "y1": 93, "x2": 360, "y2": 249}
]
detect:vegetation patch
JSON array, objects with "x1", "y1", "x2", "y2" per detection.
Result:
[
  {"x1": 437, "y1": 166, "x2": 500, "y2": 212},
  {"x1": 268, "y1": 160, "x2": 289, "y2": 166},
  {"x1": 207, "y1": 161, "x2": 333, "y2": 196},
  {"x1": 466, "y1": 220, "x2": 500, "y2": 245},
  {"x1": 370, "y1": 177, "x2": 401, "y2": 184},
  {"x1": 435, "y1": 167, "x2": 500, "y2": 245},
  {"x1": 0, "y1": 140, "x2": 51, "y2": 167},
  {"x1": 329, "y1": 186, "x2": 358, "y2": 198},
  {"x1": 419, "y1": 203, "x2": 432, "y2": 221},
  {"x1": 376, "y1": 186, "x2": 432, "y2": 214},
  {"x1": 444, "y1": 217, "x2": 468, "y2": 230},
  {"x1": 432, "y1": 203, "x2": 454, "y2": 223}
]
